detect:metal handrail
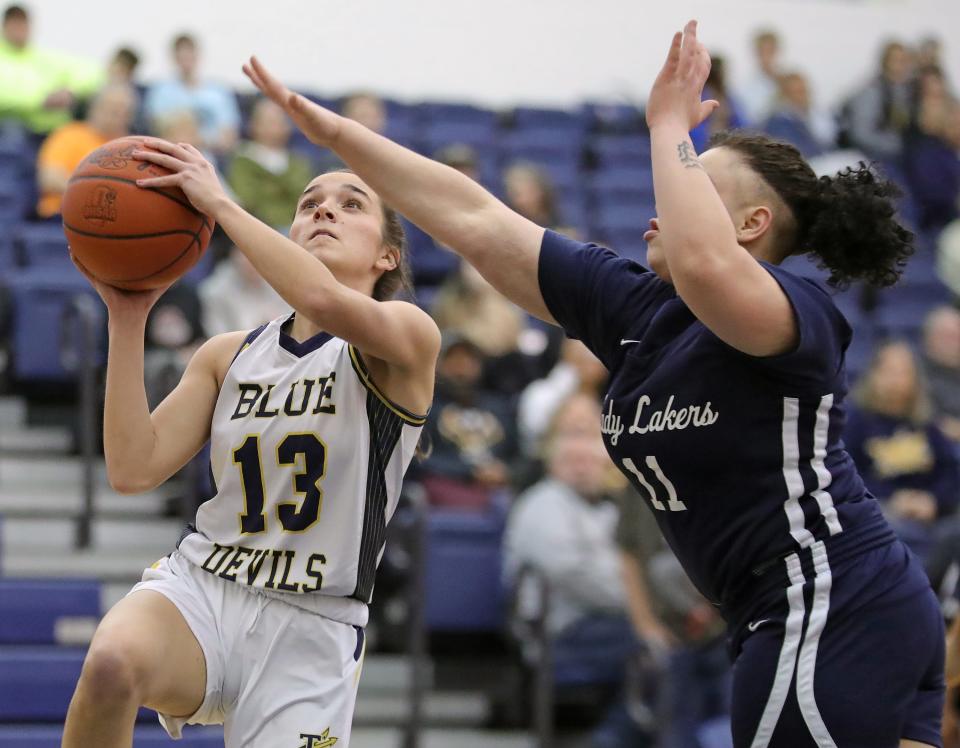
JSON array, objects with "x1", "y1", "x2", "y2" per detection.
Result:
[
  {"x1": 60, "y1": 293, "x2": 99, "y2": 549},
  {"x1": 402, "y1": 484, "x2": 428, "y2": 748}
]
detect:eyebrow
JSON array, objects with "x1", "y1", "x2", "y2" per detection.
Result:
[{"x1": 299, "y1": 183, "x2": 371, "y2": 201}]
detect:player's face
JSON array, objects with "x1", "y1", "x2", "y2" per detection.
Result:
[
  {"x1": 289, "y1": 173, "x2": 391, "y2": 289},
  {"x1": 644, "y1": 146, "x2": 747, "y2": 283}
]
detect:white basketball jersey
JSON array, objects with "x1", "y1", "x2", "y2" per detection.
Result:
[{"x1": 177, "y1": 314, "x2": 425, "y2": 626}]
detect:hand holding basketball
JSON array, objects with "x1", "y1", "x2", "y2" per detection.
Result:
[
  {"x1": 62, "y1": 136, "x2": 214, "y2": 291},
  {"x1": 134, "y1": 139, "x2": 231, "y2": 218},
  {"x1": 646, "y1": 20, "x2": 719, "y2": 131},
  {"x1": 243, "y1": 56, "x2": 341, "y2": 147},
  {"x1": 71, "y1": 252, "x2": 171, "y2": 317}
]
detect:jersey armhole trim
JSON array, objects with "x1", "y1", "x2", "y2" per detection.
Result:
[
  {"x1": 229, "y1": 323, "x2": 268, "y2": 366},
  {"x1": 348, "y1": 344, "x2": 428, "y2": 426}
]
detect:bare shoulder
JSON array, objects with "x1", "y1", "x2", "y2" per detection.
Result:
[
  {"x1": 356, "y1": 300, "x2": 440, "y2": 417},
  {"x1": 376, "y1": 300, "x2": 442, "y2": 365},
  {"x1": 189, "y1": 330, "x2": 252, "y2": 387}
]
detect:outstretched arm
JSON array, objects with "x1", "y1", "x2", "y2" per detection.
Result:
[
  {"x1": 646, "y1": 21, "x2": 799, "y2": 357},
  {"x1": 243, "y1": 58, "x2": 552, "y2": 322}
]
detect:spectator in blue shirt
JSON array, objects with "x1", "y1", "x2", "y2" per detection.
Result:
[{"x1": 145, "y1": 33, "x2": 239, "y2": 156}]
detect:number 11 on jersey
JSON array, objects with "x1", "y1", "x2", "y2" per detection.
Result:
[{"x1": 622, "y1": 456, "x2": 687, "y2": 512}]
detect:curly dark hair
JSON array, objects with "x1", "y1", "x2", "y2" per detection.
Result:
[{"x1": 708, "y1": 131, "x2": 914, "y2": 289}]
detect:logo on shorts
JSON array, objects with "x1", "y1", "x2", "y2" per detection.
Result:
[{"x1": 299, "y1": 729, "x2": 338, "y2": 748}]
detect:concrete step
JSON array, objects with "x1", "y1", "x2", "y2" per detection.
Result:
[
  {"x1": 0, "y1": 425, "x2": 73, "y2": 454},
  {"x1": 1, "y1": 515, "x2": 184, "y2": 551},
  {"x1": 349, "y1": 729, "x2": 529, "y2": 747},
  {"x1": 354, "y1": 691, "x2": 489, "y2": 727},
  {"x1": 1, "y1": 546, "x2": 171, "y2": 582}
]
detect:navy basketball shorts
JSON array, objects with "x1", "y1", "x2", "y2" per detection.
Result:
[{"x1": 730, "y1": 539, "x2": 944, "y2": 748}]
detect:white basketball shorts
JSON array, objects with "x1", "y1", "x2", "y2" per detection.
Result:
[{"x1": 129, "y1": 551, "x2": 366, "y2": 747}]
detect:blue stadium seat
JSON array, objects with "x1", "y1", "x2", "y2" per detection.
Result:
[
  {"x1": 0, "y1": 180, "x2": 23, "y2": 228},
  {"x1": 512, "y1": 106, "x2": 586, "y2": 136},
  {"x1": 420, "y1": 121, "x2": 498, "y2": 153},
  {"x1": 0, "y1": 231, "x2": 15, "y2": 269},
  {"x1": 14, "y1": 222, "x2": 69, "y2": 267},
  {"x1": 402, "y1": 218, "x2": 458, "y2": 287},
  {"x1": 586, "y1": 167, "x2": 655, "y2": 208},
  {"x1": 424, "y1": 503, "x2": 507, "y2": 632},
  {"x1": 415, "y1": 102, "x2": 498, "y2": 128},
  {"x1": 0, "y1": 725, "x2": 224, "y2": 746},
  {"x1": 0, "y1": 648, "x2": 86, "y2": 720},
  {"x1": 0, "y1": 648, "x2": 165, "y2": 723},
  {"x1": 6, "y1": 266, "x2": 105, "y2": 383},
  {"x1": 0, "y1": 579, "x2": 100, "y2": 645},
  {"x1": 590, "y1": 134, "x2": 652, "y2": 170},
  {"x1": 580, "y1": 102, "x2": 644, "y2": 133},
  {"x1": 500, "y1": 129, "x2": 583, "y2": 170}
]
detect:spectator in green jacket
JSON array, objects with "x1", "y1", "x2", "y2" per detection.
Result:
[
  {"x1": 227, "y1": 97, "x2": 313, "y2": 229},
  {"x1": 0, "y1": 4, "x2": 104, "y2": 135}
]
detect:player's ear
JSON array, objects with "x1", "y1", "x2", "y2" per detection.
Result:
[
  {"x1": 736, "y1": 205, "x2": 773, "y2": 245},
  {"x1": 375, "y1": 245, "x2": 399, "y2": 272}
]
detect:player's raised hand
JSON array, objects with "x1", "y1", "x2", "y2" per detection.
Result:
[
  {"x1": 646, "y1": 20, "x2": 719, "y2": 131},
  {"x1": 243, "y1": 56, "x2": 341, "y2": 147},
  {"x1": 133, "y1": 139, "x2": 230, "y2": 218}
]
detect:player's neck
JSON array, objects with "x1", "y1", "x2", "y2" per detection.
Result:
[{"x1": 286, "y1": 312, "x2": 324, "y2": 343}]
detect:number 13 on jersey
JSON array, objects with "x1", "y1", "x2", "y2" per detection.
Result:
[
  {"x1": 622, "y1": 456, "x2": 687, "y2": 512},
  {"x1": 233, "y1": 433, "x2": 328, "y2": 534}
]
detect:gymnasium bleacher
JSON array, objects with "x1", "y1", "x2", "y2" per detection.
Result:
[{"x1": 0, "y1": 71, "x2": 955, "y2": 748}]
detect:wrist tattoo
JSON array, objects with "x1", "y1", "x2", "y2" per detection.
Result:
[{"x1": 677, "y1": 142, "x2": 703, "y2": 170}]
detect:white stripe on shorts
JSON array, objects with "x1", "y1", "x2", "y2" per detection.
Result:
[
  {"x1": 794, "y1": 541, "x2": 837, "y2": 747},
  {"x1": 750, "y1": 554, "x2": 807, "y2": 748}
]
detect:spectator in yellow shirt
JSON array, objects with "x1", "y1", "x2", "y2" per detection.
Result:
[
  {"x1": 0, "y1": 4, "x2": 104, "y2": 135},
  {"x1": 36, "y1": 83, "x2": 136, "y2": 217}
]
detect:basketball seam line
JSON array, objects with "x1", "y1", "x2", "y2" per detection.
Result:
[
  {"x1": 63, "y1": 216, "x2": 207, "y2": 284},
  {"x1": 65, "y1": 174, "x2": 212, "y2": 231}
]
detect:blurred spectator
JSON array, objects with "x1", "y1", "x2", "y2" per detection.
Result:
[
  {"x1": 145, "y1": 33, "x2": 240, "y2": 156},
  {"x1": 690, "y1": 56, "x2": 747, "y2": 152},
  {"x1": 904, "y1": 69, "x2": 960, "y2": 231},
  {"x1": 740, "y1": 29, "x2": 783, "y2": 124},
  {"x1": 35, "y1": 83, "x2": 136, "y2": 218},
  {"x1": 939, "y1": 217, "x2": 960, "y2": 299},
  {"x1": 417, "y1": 333, "x2": 517, "y2": 509},
  {"x1": 504, "y1": 429, "x2": 625, "y2": 636},
  {"x1": 0, "y1": 4, "x2": 104, "y2": 136},
  {"x1": 923, "y1": 306, "x2": 960, "y2": 442},
  {"x1": 504, "y1": 418, "x2": 653, "y2": 747},
  {"x1": 107, "y1": 46, "x2": 140, "y2": 85},
  {"x1": 917, "y1": 36, "x2": 944, "y2": 71},
  {"x1": 616, "y1": 491, "x2": 730, "y2": 748},
  {"x1": 432, "y1": 258, "x2": 557, "y2": 396},
  {"x1": 518, "y1": 339, "x2": 607, "y2": 456},
  {"x1": 504, "y1": 161, "x2": 562, "y2": 229},
  {"x1": 845, "y1": 340, "x2": 960, "y2": 560},
  {"x1": 432, "y1": 260, "x2": 524, "y2": 358},
  {"x1": 144, "y1": 284, "x2": 206, "y2": 408},
  {"x1": 199, "y1": 246, "x2": 288, "y2": 336},
  {"x1": 843, "y1": 40, "x2": 914, "y2": 162},
  {"x1": 763, "y1": 71, "x2": 837, "y2": 159},
  {"x1": 436, "y1": 143, "x2": 480, "y2": 181},
  {"x1": 227, "y1": 97, "x2": 313, "y2": 229},
  {"x1": 341, "y1": 91, "x2": 386, "y2": 134}
]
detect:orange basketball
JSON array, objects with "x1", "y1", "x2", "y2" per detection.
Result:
[{"x1": 61, "y1": 136, "x2": 214, "y2": 291}]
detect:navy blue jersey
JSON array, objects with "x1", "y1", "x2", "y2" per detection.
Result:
[{"x1": 538, "y1": 230, "x2": 896, "y2": 618}]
